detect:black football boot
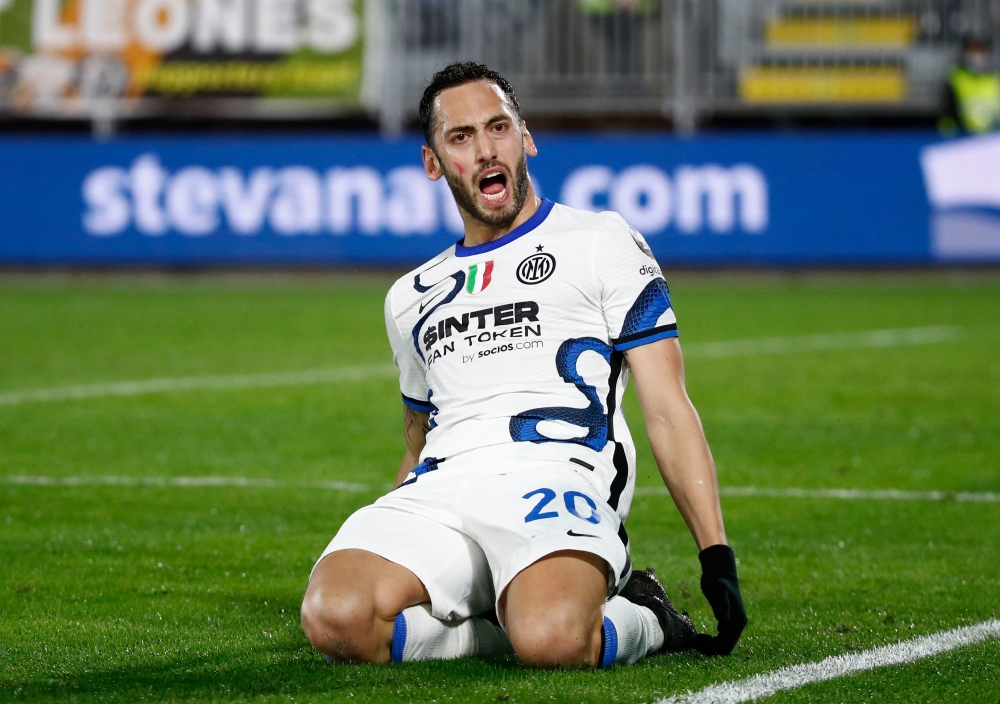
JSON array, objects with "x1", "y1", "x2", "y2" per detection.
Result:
[{"x1": 619, "y1": 567, "x2": 698, "y2": 653}]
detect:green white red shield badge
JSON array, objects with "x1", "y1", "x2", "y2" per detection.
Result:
[{"x1": 466, "y1": 261, "x2": 493, "y2": 295}]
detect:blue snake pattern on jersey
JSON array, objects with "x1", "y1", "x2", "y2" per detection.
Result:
[
  {"x1": 411, "y1": 269, "x2": 466, "y2": 363},
  {"x1": 426, "y1": 389, "x2": 439, "y2": 429},
  {"x1": 509, "y1": 337, "x2": 613, "y2": 452},
  {"x1": 618, "y1": 278, "x2": 671, "y2": 340}
]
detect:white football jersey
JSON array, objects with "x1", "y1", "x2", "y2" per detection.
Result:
[{"x1": 384, "y1": 199, "x2": 678, "y2": 524}]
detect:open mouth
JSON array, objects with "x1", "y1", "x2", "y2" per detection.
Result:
[{"x1": 478, "y1": 169, "x2": 509, "y2": 204}]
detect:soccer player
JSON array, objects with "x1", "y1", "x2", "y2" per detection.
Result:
[{"x1": 301, "y1": 62, "x2": 746, "y2": 668}]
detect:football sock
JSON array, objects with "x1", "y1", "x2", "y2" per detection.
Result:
[
  {"x1": 599, "y1": 596, "x2": 665, "y2": 666},
  {"x1": 390, "y1": 604, "x2": 511, "y2": 662}
]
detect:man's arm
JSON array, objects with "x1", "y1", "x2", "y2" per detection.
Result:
[
  {"x1": 395, "y1": 405, "x2": 431, "y2": 488},
  {"x1": 625, "y1": 337, "x2": 747, "y2": 656},
  {"x1": 625, "y1": 337, "x2": 724, "y2": 549}
]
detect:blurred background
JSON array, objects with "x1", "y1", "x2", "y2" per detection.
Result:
[{"x1": 0, "y1": 0, "x2": 998, "y2": 266}]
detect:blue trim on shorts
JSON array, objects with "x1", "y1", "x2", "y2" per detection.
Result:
[
  {"x1": 390, "y1": 612, "x2": 407, "y2": 663},
  {"x1": 600, "y1": 616, "x2": 618, "y2": 668},
  {"x1": 398, "y1": 457, "x2": 442, "y2": 487}
]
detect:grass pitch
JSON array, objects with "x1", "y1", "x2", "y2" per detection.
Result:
[{"x1": 1, "y1": 271, "x2": 998, "y2": 703}]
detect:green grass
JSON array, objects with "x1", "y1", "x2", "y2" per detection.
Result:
[{"x1": 1, "y1": 272, "x2": 999, "y2": 703}]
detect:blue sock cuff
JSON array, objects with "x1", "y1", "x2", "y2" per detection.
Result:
[
  {"x1": 599, "y1": 616, "x2": 618, "y2": 668},
  {"x1": 390, "y1": 612, "x2": 407, "y2": 663}
]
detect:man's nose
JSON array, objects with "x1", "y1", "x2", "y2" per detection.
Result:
[{"x1": 475, "y1": 132, "x2": 498, "y2": 162}]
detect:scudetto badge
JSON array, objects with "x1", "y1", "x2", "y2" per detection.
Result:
[{"x1": 516, "y1": 252, "x2": 556, "y2": 285}]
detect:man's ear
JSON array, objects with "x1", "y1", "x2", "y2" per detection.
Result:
[
  {"x1": 522, "y1": 122, "x2": 538, "y2": 157},
  {"x1": 422, "y1": 145, "x2": 444, "y2": 181}
]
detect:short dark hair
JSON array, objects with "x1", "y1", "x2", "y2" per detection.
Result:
[
  {"x1": 418, "y1": 62, "x2": 522, "y2": 146},
  {"x1": 963, "y1": 36, "x2": 990, "y2": 52}
]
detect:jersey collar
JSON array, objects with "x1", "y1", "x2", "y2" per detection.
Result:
[{"x1": 454, "y1": 198, "x2": 555, "y2": 258}]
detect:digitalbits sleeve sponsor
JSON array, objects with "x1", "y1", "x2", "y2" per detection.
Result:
[{"x1": 594, "y1": 214, "x2": 678, "y2": 351}]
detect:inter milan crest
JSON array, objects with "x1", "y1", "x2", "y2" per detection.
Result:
[
  {"x1": 516, "y1": 252, "x2": 556, "y2": 285},
  {"x1": 628, "y1": 227, "x2": 655, "y2": 260},
  {"x1": 466, "y1": 261, "x2": 493, "y2": 295}
]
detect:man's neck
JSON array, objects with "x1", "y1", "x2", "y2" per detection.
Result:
[{"x1": 461, "y1": 191, "x2": 542, "y2": 248}]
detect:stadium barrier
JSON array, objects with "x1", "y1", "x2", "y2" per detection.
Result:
[
  {"x1": 1, "y1": 131, "x2": 998, "y2": 266},
  {"x1": 374, "y1": 0, "x2": 991, "y2": 134},
  {"x1": 3, "y1": 0, "x2": 993, "y2": 132}
]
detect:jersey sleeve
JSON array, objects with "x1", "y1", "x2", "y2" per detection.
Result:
[
  {"x1": 384, "y1": 289, "x2": 434, "y2": 412},
  {"x1": 594, "y1": 214, "x2": 678, "y2": 351}
]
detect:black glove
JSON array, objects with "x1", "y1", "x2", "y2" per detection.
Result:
[{"x1": 694, "y1": 544, "x2": 747, "y2": 656}]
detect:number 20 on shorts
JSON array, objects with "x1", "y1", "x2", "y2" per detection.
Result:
[{"x1": 522, "y1": 488, "x2": 601, "y2": 524}]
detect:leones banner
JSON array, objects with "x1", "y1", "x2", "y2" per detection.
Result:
[{"x1": 0, "y1": 0, "x2": 363, "y2": 114}]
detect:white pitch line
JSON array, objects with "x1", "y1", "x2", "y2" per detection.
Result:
[
  {"x1": 2, "y1": 475, "x2": 379, "y2": 492},
  {"x1": 634, "y1": 486, "x2": 1000, "y2": 503},
  {"x1": 0, "y1": 326, "x2": 959, "y2": 408},
  {"x1": 659, "y1": 619, "x2": 1000, "y2": 704},
  {"x1": 0, "y1": 364, "x2": 397, "y2": 406},
  {"x1": 682, "y1": 325, "x2": 960, "y2": 360},
  {"x1": 4, "y1": 476, "x2": 998, "y2": 503}
]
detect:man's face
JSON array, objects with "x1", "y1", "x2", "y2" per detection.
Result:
[
  {"x1": 965, "y1": 47, "x2": 990, "y2": 73},
  {"x1": 422, "y1": 80, "x2": 537, "y2": 229}
]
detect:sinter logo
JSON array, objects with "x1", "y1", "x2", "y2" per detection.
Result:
[{"x1": 516, "y1": 253, "x2": 556, "y2": 285}]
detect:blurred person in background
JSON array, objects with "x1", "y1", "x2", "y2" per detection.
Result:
[
  {"x1": 940, "y1": 37, "x2": 1000, "y2": 135},
  {"x1": 0, "y1": 49, "x2": 18, "y2": 108}
]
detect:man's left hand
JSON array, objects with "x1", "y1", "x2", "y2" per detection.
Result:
[{"x1": 694, "y1": 544, "x2": 747, "y2": 656}]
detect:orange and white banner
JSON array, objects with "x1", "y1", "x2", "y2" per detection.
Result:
[{"x1": 0, "y1": 0, "x2": 363, "y2": 112}]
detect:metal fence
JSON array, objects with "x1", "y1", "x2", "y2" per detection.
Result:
[
  {"x1": 375, "y1": 0, "x2": 1000, "y2": 133},
  {"x1": 1, "y1": 0, "x2": 997, "y2": 131}
]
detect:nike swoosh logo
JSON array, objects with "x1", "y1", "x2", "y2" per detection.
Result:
[
  {"x1": 419, "y1": 291, "x2": 444, "y2": 313},
  {"x1": 567, "y1": 530, "x2": 600, "y2": 538}
]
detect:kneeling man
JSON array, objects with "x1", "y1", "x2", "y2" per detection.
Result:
[{"x1": 301, "y1": 62, "x2": 747, "y2": 668}]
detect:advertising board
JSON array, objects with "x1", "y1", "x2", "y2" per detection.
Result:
[
  {"x1": 1, "y1": 131, "x2": 998, "y2": 266},
  {"x1": 0, "y1": 0, "x2": 363, "y2": 114}
]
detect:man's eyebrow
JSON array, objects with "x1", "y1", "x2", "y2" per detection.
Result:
[
  {"x1": 484, "y1": 113, "x2": 512, "y2": 126},
  {"x1": 443, "y1": 114, "x2": 512, "y2": 137},
  {"x1": 444, "y1": 122, "x2": 476, "y2": 136}
]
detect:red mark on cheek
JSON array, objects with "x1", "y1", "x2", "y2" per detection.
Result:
[{"x1": 453, "y1": 163, "x2": 464, "y2": 177}]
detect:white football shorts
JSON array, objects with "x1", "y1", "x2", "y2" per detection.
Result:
[{"x1": 312, "y1": 460, "x2": 630, "y2": 622}]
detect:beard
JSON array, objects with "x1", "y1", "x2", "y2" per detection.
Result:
[{"x1": 441, "y1": 149, "x2": 531, "y2": 230}]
